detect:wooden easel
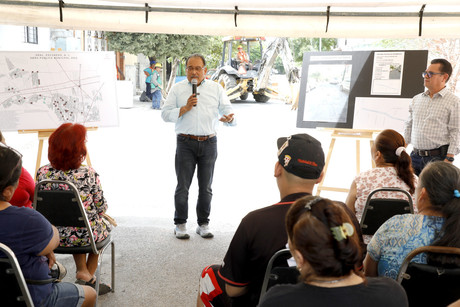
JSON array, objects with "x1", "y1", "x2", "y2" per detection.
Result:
[
  {"x1": 316, "y1": 128, "x2": 380, "y2": 196},
  {"x1": 19, "y1": 127, "x2": 97, "y2": 176}
]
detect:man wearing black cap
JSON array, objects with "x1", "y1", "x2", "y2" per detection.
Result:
[{"x1": 197, "y1": 133, "x2": 325, "y2": 307}]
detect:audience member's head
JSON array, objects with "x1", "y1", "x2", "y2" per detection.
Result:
[
  {"x1": 374, "y1": 129, "x2": 415, "y2": 193},
  {"x1": 48, "y1": 123, "x2": 87, "y2": 171},
  {"x1": 419, "y1": 161, "x2": 460, "y2": 266},
  {"x1": 286, "y1": 196, "x2": 363, "y2": 282},
  {"x1": 418, "y1": 161, "x2": 460, "y2": 212},
  {"x1": 277, "y1": 133, "x2": 325, "y2": 181},
  {"x1": 0, "y1": 130, "x2": 4, "y2": 144},
  {"x1": 0, "y1": 145, "x2": 22, "y2": 201}
]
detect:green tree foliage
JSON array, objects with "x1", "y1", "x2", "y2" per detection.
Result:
[
  {"x1": 105, "y1": 32, "x2": 223, "y2": 92},
  {"x1": 289, "y1": 38, "x2": 338, "y2": 64},
  {"x1": 106, "y1": 32, "x2": 210, "y2": 61},
  {"x1": 206, "y1": 36, "x2": 224, "y2": 69},
  {"x1": 375, "y1": 38, "x2": 460, "y2": 93},
  {"x1": 376, "y1": 39, "x2": 420, "y2": 50},
  {"x1": 105, "y1": 32, "x2": 224, "y2": 69}
]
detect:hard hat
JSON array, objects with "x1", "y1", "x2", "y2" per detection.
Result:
[
  {"x1": 150, "y1": 60, "x2": 156, "y2": 65},
  {"x1": 237, "y1": 45, "x2": 243, "y2": 49},
  {"x1": 155, "y1": 63, "x2": 162, "y2": 68}
]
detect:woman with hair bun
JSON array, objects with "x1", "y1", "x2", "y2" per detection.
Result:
[
  {"x1": 259, "y1": 196, "x2": 408, "y2": 307},
  {"x1": 345, "y1": 129, "x2": 418, "y2": 243},
  {"x1": 36, "y1": 123, "x2": 112, "y2": 294},
  {"x1": 365, "y1": 161, "x2": 460, "y2": 279}
]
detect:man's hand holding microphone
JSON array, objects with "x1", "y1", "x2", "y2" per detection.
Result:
[
  {"x1": 180, "y1": 79, "x2": 199, "y2": 117},
  {"x1": 179, "y1": 78, "x2": 234, "y2": 123}
]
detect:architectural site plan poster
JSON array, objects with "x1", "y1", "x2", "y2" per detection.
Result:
[{"x1": 0, "y1": 51, "x2": 119, "y2": 131}]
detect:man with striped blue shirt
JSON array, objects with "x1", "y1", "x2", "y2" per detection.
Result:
[{"x1": 404, "y1": 58, "x2": 460, "y2": 175}]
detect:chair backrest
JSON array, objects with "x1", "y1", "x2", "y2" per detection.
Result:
[
  {"x1": 397, "y1": 246, "x2": 460, "y2": 307},
  {"x1": 360, "y1": 187, "x2": 413, "y2": 236},
  {"x1": 33, "y1": 179, "x2": 98, "y2": 254},
  {"x1": 0, "y1": 243, "x2": 34, "y2": 307},
  {"x1": 259, "y1": 249, "x2": 299, "y2": 302}
]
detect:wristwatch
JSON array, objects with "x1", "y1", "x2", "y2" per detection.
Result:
[{"x1": 446, "y1": 156, "x2": 455, "y2": 162}]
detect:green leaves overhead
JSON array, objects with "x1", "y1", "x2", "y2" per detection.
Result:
[{"x1": 105, "y1": 32, "x2": 213, "y2": 62}]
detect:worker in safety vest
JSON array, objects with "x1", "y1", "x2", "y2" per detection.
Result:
[{"x1": 237, "y1": 45, "x2": 249, "y2": 64}]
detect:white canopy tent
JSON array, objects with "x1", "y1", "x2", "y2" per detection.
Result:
[{"x1": 1, "y1": 0, "x2": 460, "y2": 38}]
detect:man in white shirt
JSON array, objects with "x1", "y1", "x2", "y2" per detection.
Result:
[{"x1": 161, "y1": 54, "x2": 235, "y2": 239}]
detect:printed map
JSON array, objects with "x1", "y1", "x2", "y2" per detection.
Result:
[{"x1": 0, "y1": 51, "x2": 118, "y2": 131}]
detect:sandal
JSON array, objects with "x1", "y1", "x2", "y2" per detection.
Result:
[{"x1": 75, "y1": 277, "x2": 112, "y2": 295}]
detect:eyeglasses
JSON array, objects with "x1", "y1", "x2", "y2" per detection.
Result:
[
  {"x1": 422, "y1": 71, "x2": 444, "y2": 78},
  {"x1": 186, "y1": 66, "x2": 205, "y2": 72}
]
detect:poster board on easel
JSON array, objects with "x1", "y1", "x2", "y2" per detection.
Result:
[
  {"x1": 0, "y1": 51, "x2": 119, "y2": 171},
  {"x1": 295, "y1": 50, "x2": 428, "y2": 195},
  {"x1": 296, "y1": 50, "x2": 428, "y2": 131}
]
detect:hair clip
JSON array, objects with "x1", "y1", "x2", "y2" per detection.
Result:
[
  {"x1": 304, "y1": 197, "x2": 322, "y2": 211},
  {"x1": 454, "y1": 190, "x2": 460, "y2": 198},
  {"x1": 395, "y1": 146, "x2": 406, "y2": 157},
  {"x1": 330, "y1": 223, "x2": 354, "y2": 241}
]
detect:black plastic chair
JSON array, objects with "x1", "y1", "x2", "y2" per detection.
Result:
[
  {"x1": 0, "y1": 243, "x2": 34, "y2": 307},
  {"x1": 360, "y1": 187, "x2": 413, "y2": 236},
  {"x1": 396, "y1": 246, "x2": 460, "y2": 307},
  {"x1": 33, "y1": 179, "x2": 115, "y2": 306},
  {"x1": 259, "y1": 249, "x2": 299, "y2": 302}
]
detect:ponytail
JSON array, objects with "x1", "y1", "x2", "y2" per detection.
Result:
[
  {"x1": 395, "y1": 150, "x2": 416, "y2": 194},
  {"x1": 376, "y1": 129, "x2": 415, "y2": 194}
]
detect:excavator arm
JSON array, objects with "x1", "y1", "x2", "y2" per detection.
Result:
[{"x1": 255, "y1": 38, "x2": 300, "y2": 91}]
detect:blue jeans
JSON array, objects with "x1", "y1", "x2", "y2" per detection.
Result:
[
  {"x1": 40, "y1": 282, "x2": 85, "y2": 307},
  {"x1": 145, "y1": 82, "x2": 152, "y2": 100},
  {"x1": 174, "y1": 135, "x2": 218, "y2": 225},
  {"x1": 152, "y1": 90, "x2": 161, "y2": 109},
  {"x1": 410, "y1": 151, "x2": 446, "y2": 176}
]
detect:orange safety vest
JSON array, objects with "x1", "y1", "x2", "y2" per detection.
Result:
[{"x1": 237, "y1": 51, "x2": 249, "y2": 63}]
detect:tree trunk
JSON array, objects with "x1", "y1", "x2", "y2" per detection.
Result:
[
  {"x1": 116, "y1": 51, "x2": 125, "y2": 80},
  {"x1": 166, "y1": 57, "x2": 180, "y2": 95}
]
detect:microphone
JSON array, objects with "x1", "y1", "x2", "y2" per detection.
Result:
[
  {"x1": 192, "y1": 79, "x2": 198, "y2": 95},
  {"x1": 191, "y1": 78, "x2": 198, "y2": 107}
]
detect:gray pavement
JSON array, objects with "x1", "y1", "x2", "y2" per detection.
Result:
[
  {"x1": 3, "y1": 93, "x2": 375, "y2": 306},
  {"x1": 57, "y1": 216, "x2": 234, "y2": 307}
]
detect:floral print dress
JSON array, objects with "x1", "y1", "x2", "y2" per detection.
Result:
[
  {"x1": 354, "y1": 167, "x2": 418, "y2": 222},
  {"x1": 354, "y1": 167, "x2": 418, "y2": 243},
  {"x1": 36, "y1": 164, "x2": 111, "y2": 247}
]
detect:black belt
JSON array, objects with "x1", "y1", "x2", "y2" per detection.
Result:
[
  {"x1": 414, "y1": 145, "x2": 448, "y2": 157},
  {"x1": 179, "y1": 134, "x2": 215, "y2": 141}
]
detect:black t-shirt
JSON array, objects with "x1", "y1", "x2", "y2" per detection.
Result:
[
  {"x1": 259, "y1": 277, "x2": 408, "y2": 307},
  {"x1": 218, "y1": 192, "x2": 310, "y2": 305}
]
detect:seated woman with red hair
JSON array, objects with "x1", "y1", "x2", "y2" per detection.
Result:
[{"x1": 36, "y1": 123, "x2": 112, "y2": 294}]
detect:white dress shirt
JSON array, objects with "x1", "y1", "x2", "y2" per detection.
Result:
[{"x1": 161, "y1": 79, "x2": 235, "y2": 135}]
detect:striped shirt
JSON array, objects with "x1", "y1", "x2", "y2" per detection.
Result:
[{"x1": 404, "y1": 87, "x2": 460, "y2": 155}]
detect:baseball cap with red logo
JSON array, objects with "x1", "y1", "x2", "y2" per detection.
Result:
[{"x1": 277, "y1": 133, "x2": 325, "y2": 179}]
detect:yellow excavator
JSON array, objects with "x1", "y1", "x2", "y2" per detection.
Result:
[{"x1": 211, "y1": 36, "x2": 299, "y2": 103}]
